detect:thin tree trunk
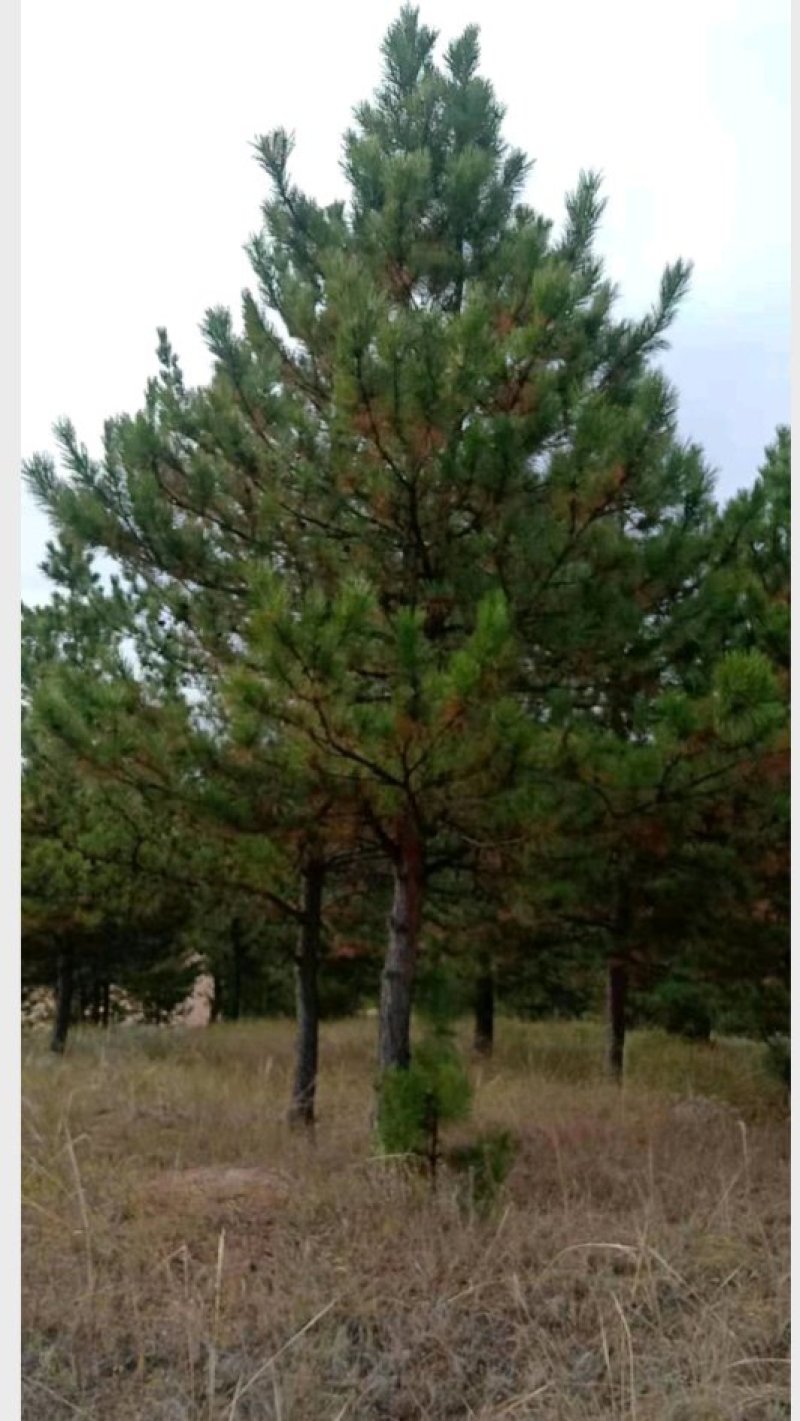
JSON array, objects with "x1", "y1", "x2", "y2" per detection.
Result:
[
  {"x1": 90, "y1": 977, "x2": 102, "y2": 1026},
  {"x1": 607, "y1": 956, "x2": 628, "y2": 1084},
  {"x1": 51, "y1": 946, "x2": 74, "y2": 1054},
  {"x1": 288, "y1": 860, "x2": 325, "y2": 1127},
  {"x1": 379, "y1": 820, "x2": 424, "y2": 1072},
  {"x1": 229, "y1": 919, "x2": 243, "y2": 1021},
  {"x1": 473, "y1": 960, "x2": 494, "y2": 1057},
  {"x1": 101, "y1": 980, "x2": 111, "y2": 1029},
  {"x1": 209, "y1": 973, "x2": 222, "y2": 1024}
]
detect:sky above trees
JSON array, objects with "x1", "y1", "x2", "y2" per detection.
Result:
[{"x1": 21, "y1": 0, "x2": 789, "y2": 604}]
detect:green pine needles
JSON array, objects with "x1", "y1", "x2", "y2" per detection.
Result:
[
  {"x1": 376, "y1": 959, "x2": 472, "y2": 1178},
  {"x1": 376, "y1": 957, "x2": 517, "y2": 1208}
]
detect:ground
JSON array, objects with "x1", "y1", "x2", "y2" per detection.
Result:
[{"x1": 22, "y1": 1019, "x2": 789, "y2": 1420}]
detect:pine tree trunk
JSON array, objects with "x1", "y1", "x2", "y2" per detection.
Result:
[
  {"x1": 473, "y1": 958, "x2": 494, "y2": 1056},
  {"x1": 90, "y1": 978, "x2": 102, "y2": 1026},
  {"x1": 288, "y1": 860, "x2": 325, "y2": 1127},
  {"x1": 101, "y1": 980, "x2": 111, "y2": 1029},
  {"x1": 51, "y1": 946, "x2": 74, "y2": 1054},
  {"x1": 379, "y1": 821, "x2": 424, "y2": 1072},
  {"x1": 607, "y1": 956, "x2": 628, "y2": 1084},
  {"x1": 229, "y1": 919, "x2": 243, "y2": 1021}
]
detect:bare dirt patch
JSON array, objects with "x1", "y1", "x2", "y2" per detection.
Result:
[{"x1": 146, "y1": 1165, "x2": 290, "y2": 1209}]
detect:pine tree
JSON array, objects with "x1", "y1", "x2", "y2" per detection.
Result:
[
  {"x1": 22, "y1": 583, "x2": 198, "y2": 1047},
  {"x1": 26, "y1": 8, "x2": 774, "y2": 1092},
  {"x1": 522, "y1": 424, "x2": 789, "y2": 1079}
]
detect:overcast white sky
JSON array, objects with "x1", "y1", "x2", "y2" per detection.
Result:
[{"x1": 21, "y1": 0, "x2": 789, "y2": 605}]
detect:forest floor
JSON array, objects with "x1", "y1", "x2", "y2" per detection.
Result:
[{"x1": 22, "y1": 1019, "x2": 789, "y2": 1420}]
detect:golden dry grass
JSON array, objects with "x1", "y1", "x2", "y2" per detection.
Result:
[{"x1": 22, "y1": 1019, "x2": 789, "y2": 1420}]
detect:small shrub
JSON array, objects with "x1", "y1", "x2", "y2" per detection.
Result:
[
  {"x1": 377, "y1": 1039, "x2": 472, "y2": 1176},
  {"x1": 765, "y1": 1034, "x2": 790, "y2": 1088},
  {"x1": 648, "y1": 979, "x2": 715, "y2": 1042},
  {"x1": 376, "y1": 962, "x2": 520, "y2": 1202},
  {"x1": 447, "y1": 1129, "x2": 517, "y2": 1214},
  {"x1": 376, "y1": 959, "x2": 472, "y2": 1182}
]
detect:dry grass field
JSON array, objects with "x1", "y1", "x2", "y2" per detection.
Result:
[{"x1": 22, "y1": 1019, "x2": 789, "y2": 1420}]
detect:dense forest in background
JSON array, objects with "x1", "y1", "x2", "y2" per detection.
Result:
[{"x1": 22, "y1": 9, "x2": 789, "y2": 1128}]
